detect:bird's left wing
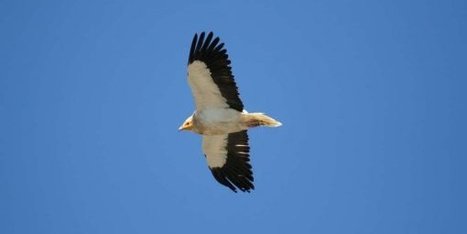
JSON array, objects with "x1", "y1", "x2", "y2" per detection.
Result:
[
  {"x1": 202, "y1": 130, "x2": 254, "y2": 192},
  {"x1": 187, "y1": 32, "x2": 244, "y2": 112}
]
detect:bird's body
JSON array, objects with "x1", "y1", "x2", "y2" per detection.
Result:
[
  {"x1": 191, "y1": 108, "x2": 244, "y2": 135},
  {"x1": 185, "y1": 109, "x2": 280, "y2": 135},
  {"x1": 179, "y1": 32, "x2": 281, "y2": 192}
]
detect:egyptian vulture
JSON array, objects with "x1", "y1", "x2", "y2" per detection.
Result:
[{"x1": 179, "y1": 32, "x2": 282, "y2": 192}]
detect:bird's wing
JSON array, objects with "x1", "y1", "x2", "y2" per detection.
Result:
[
  {"x1": 187, "y1": 32, "x2": 244, "y2": 111},
  {"x1": 202, "y1": 130, "x2": 254, "y2": 192}
]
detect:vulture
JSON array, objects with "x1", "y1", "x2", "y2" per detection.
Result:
[{"x1": 179, "y1": 32, "x2": 282, "y2": 192}]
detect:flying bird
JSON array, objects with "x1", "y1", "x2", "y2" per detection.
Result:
[{"x1": 179, "y1": 32, "x2": 282, "y2": 192}]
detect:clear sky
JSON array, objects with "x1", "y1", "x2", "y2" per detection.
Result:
[{"x1": 1, "y1": 0, "x2": 466, "y2": 233}]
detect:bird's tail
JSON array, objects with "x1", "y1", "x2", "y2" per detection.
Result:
[{"x1": 242, "y1": 112, "x2": 282, "y2": 128}]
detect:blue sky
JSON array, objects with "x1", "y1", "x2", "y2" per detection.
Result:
[{"x1": 1, "y1": 0, "x2": 466, "y2": 233}]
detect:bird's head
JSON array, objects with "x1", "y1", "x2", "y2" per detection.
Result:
[{"x1": 178, "y1": 115, "x2": 194, "y2": 131}]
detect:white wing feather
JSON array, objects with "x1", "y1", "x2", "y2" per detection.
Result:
[
  {"x1": 188, "y1": 61, "x2": 229, "y2": 110},
  {"x1": 202, "y1": 134, "x2": 228, "y2": 168}
]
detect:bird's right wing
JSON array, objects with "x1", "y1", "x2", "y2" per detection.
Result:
[{"x1": 187, "y1": 32, "x2": 244, "y2": 112}]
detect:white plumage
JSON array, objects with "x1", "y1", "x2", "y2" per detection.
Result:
[
  {"x1": 188, "y1": 61, "x2": 229, "y2": 110},
  {"x1": 202, "y1": 135, "x2": 228, "y2": 168}
]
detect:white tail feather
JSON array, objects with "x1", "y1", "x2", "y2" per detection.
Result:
[{"x1": 242, "y1": 112, "x2": 282, "y2": 128}]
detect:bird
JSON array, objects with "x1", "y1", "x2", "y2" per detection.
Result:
[{"x1": 179, "y1": 32, "x2": 282, "y2": 192}]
